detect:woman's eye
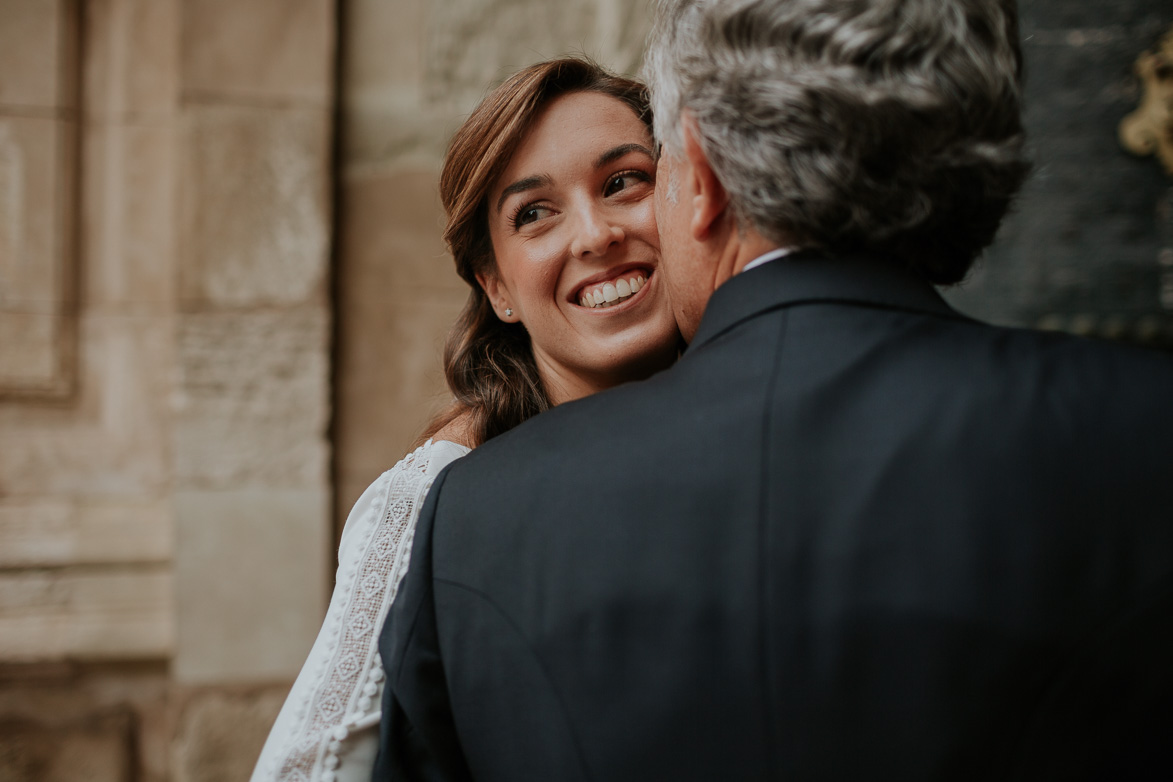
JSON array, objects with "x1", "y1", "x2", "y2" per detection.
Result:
[
  {"x1": 604, "y1": 171, "x2": 649, "y2": 197},
  {"x1": 514, "y1": 205, "x2": 550, "y2": 228}
]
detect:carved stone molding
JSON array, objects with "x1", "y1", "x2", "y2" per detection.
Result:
[{"x1": 0, "y1": 0, "x2": 80, "y2": 401}]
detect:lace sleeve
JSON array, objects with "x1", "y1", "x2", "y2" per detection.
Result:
[{"x1": 250, "y1": 440, "x2": 469, "y2": 782}]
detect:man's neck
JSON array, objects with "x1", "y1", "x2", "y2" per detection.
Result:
[{"x1": 709, "y1": 232, "x2": 786, "y2": 291}]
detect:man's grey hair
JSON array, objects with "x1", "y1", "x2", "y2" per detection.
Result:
[{"x1": 644, "y1": 0, "x2": 1030, "y2": 284}]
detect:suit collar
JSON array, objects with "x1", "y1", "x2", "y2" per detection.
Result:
[{"x1": 686, "y1": 252, "x2": 967, "y2": 352}]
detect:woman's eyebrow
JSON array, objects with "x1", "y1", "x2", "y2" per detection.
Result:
[
  {"x1": 594, "y1": 143, "x2": 654, "y2": 169},
  {"x1": 495, "y1": 174, "x2": 553, "y2": 214}
]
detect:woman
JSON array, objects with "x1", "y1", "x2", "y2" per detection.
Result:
[{"x1": 250, "y1": 58, "x2": 679, "y2": 782}]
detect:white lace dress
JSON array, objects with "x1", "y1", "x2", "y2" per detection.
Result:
[{"x1": 250, "y1": 439, "x2": 471, "y2": 782}]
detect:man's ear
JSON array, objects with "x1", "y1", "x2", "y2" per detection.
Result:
[
  {"x1": 681, "y1": 115, "x2": 729, "y2": 241},
  {"x1": 475, "y1": 271, "x2": 517, "y2": 322}
]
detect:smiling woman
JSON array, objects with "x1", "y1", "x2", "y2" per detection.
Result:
[
  {"x1": 430, "y1": 59, "x2": 681, "y2": 444},
  {"x1": 478, "y1": 90, "x2": 677, "y2": 406},
  {"x1": 250, "y1": 58, "x2": 682, "y2": 782}
]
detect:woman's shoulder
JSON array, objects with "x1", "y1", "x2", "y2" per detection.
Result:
[{"x1": 339, "y1": 438, "x2": 471, "y2": 549}]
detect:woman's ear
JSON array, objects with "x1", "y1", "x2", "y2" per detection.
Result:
[
  {"x1": 475, "y1": 272, "x2": 518, "y2": 322},
  {"x1": 680, "y1": 115, "x2": 730, "y2": 241}
]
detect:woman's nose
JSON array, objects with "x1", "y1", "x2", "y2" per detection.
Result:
[{"x1": 570, "y1": 205, "x2": 624, "y2": 258}]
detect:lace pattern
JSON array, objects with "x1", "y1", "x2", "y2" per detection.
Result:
[{"x1": 251, "y1": 440, "x2": 468, "y2": 782}]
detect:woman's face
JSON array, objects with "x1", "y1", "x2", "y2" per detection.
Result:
[{"x1": 482, "y1": 90, "x2": 679, "y2": 403}]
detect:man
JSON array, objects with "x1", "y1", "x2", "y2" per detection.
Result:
[{"x1": 375, "y1": 0, "x2": 1173, "y2": 778}]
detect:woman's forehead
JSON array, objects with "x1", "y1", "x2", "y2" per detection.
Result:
[{"x1": 493, "y1": 92, "x2": 652, "y2": 192}]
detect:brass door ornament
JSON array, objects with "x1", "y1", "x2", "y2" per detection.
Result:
[{"x1": 1120, "y1": 26, "x2": 1173, "y2": 176}]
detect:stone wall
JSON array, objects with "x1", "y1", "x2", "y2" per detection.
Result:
[{"x1": 1, "y1": 1, "x2": 334, "y2": 780}]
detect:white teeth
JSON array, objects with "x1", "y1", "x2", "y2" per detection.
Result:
[{"x1": 579, "y1": 272, "x2": 649, "y2": 309}]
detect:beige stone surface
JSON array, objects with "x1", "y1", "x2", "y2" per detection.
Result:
[
  {"x1": 0, "y1": 498, "x2": 170, "y2": 568},
  {"x1": 424, "y1": 0, "x2": 594, "y2": 103},
  {"x1": 0, "y1": 311, "x2": 65, "y2": 389},
  {"x1": 343, "y1": 0, "x2": 430, "y2": 92},
  {"x1": 174, "y1": 309, "x2": 330, "y2": 489},
  {"x1": 593, "y1": 0, "x2": 658, "y2": 75},
  {"x1": 0, "y1": 662, "x2": 173, "y2": 782},
  {"x1": 0, "y1": 116, "x2": 69, "y2": 305},
  {"x1": 0, "y1": 0, "x2": 76, "y2": 110},
  {"x1": 83, "y1": 122, "x2": 176, "y2": 311},
  {"x1": 0, "y1": 711, "x2": 132, "y2": 782},
  {"x1": 335, "y1": 294, "x2": 462, "y2": 520},
  {"x1": 84, "y1": 0, "x2": 180, "y2": 121},
  {"x1": 181, "y1": 0, "x2": 335, "y2": 106},
  {"x1": 339, "y1": 169, "x2": 465, "y2": 295},
  {"x1": 172, "y1": 688, "x2": 286, "y2": 782},
  {"x1": 0, "y1": 312, "x2": 173, "y2": 496},
  {"x1": 340, "y1": 0, "x2": 654, "y2": 168},
  {"x1": 339, "y1": 0, "x2": 445, "y2": 166},
  {"x1": 174, "y1": 489, "x2": 329, "y2": 684},
  {"x1": 0, "y1": 114, "x2": 77, "y2": 394},
  {"x1": 179, "y1": 105, "x2": 330, "y2": 308},
  {"x1": 0, "y1": 568, "x2": 173, "y2": 662},
  {"x1": 333, "y1": 169, "x2": 468, "y2": 525}
]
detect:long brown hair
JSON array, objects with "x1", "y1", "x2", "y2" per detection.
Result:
[{"x1": 421, "y1": 58, "x2": 652, "y2": 448}]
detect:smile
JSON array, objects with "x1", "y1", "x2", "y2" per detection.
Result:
[{"x1": 576, "y1": 271, "x2": 649, "y2": 309}]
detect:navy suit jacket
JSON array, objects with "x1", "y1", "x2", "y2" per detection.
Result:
[{"x1": 374, "y1": 255, "x2": 1173, "y2": 781}]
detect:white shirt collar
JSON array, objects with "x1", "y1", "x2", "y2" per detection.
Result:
[{"x1": 740, "y1": 247, "x2": 796, "y2": 274}]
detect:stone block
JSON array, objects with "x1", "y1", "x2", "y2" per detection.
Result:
[
  {"x1": 0, "y1": 312, "x2": 67, "y2": 391},
  {"x1": 592, "y1": 0, "x2": 657, "y2": 76},
  {"x1": 172, "y1": 688, "x2": 286, "y2": 782},
  {"x1": 0, "y1": 663, "x2": 173, "y2": 782},
  {"x1": 341, "y1": 0, "x2": 652, "y2": 174},
  {"x1": 84, "y1": 0, "x2": 180, "y2": 121},
  {"x1": 83, "y1": 122, "x2": 176, "y2": 311},
  {"x1": 0, "y1": 115, "x2": 77, "y2": 395},
  {"x1": 341, "y1": 96, "x2": 454, "y2": 172},
  {"x1": 0, "y1": 0, "x2": 77, "y2": 110},
  {"x1": 339, "y1": 169, "x2": 464, "y2": 294},
  {"x1": 0, "y1": 712, "x2": 132, "y2": 782},
  {"x1": 179, "y1": 105, "x2": 330, "y2": 308},
  {"x1": 0, "y1": 498, "x2": 170, "y2": 568},
  {"x1": 332, "y1": 169, "x2": 469, "y2": 529},
  {"x1": 181, "y1": 0, "x2": 334, "y2": 105},
  {"x1": 334, "y1": 294, "x2": 464, "y2": 518},
  {"x1": 0, "y1": 313, "x2": 173, "y2": 496},
  {"x1": 425, "y1": 0, "x2": 595, "y2": 105},
  {"x1": 343, "y1": 0, "x2": 429, "y2": 93},
  {"x1": 174, "y1": 489, "x2": 329, "y2": 684},
  {"x1": 0, "y1": 568, "x2": 173, "y2": 662},
  {"x1": 174, "y1": 308, "x2": 330, "y2": 489},
  {"x1": 0, "y1": 117, "x2": 67, "y2": 305},
  {"x1": 424, "y1": 0, "x2": 652, "y2": 106}
]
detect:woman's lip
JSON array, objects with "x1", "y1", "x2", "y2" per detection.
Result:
[{"x1": 571, "y1": 269, "x2": 654, "y2": 313}]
